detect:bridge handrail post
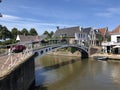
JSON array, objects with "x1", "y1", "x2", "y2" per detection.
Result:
[{"x1": 10, "y1": 53, "x2": 13, "y2": 68}]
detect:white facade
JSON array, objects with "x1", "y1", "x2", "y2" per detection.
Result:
[
  {"x1": 111, "y1": 34, "x2": 120, "y2": 42},
  {"x1": 75, "y1": 33, "x2": 88, "y2": 45}
]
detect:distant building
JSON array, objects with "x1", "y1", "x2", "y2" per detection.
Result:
[
  {"x1": 98, "y1": 27, "x2": 109, "y2": 42},
  {"x1": 101, "y1": 25, "x2": 120, "y2": 54},
  {"x1": 89, "y1": 28, "x2": 101, "y2": 46},
  {"x1": 75, "y1": 27, "x2": 94, "y2": 46},
  {"x1": 110, "y1": 25, "x2": 120, "y2": 43},
  {"x1": 54, "y1": 26, "x2": 101, "y2": 46},
  {"x1": 54, "y1": 26, "x2": 81, "y2": 44},
  {"x1": 16, "y1": 35, "x2": 47, "y2": 44}
]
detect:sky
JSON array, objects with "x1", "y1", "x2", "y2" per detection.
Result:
[{"x1": 0, "y1": 0, "x2": 120, "y2": 35}]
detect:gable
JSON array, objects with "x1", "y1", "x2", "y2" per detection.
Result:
[{"x1": 111, "y1": 25, "x2": 120, "y2": 34}]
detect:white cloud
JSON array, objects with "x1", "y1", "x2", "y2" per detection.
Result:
[
  {"x1": 96, "y1": 7, "x2": 120, "y2": 17},
  {"x1": 0, "y1": 14, "x2": 75, "y2": 34},
  {"x1": 0, "y1": 14, "x2": 21, "y2": 21}
]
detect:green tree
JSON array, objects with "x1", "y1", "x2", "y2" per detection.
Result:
[
  {"x1": 29, "y1": 28, "x2": 38, "y2": 36},
  {"x1": 43, "y1": 30, "x2": 49, "y2": 35},
  {"x1": 0, "y1": 26, "x2": 10, "y2": 40},
  {"x1": 11, "y1": 27, "x2": 18, "y2": 39},
  {"x1": 43, "y1": 31, "x2": 54, "y2": 38},
  {"x1": 21, "y1": 28, "x2": 29, "y2": 35},
  {"x1": 49, "y1": 31, "x2": 54, "y2": 38},
  {"x1": 43, "y1": 30, "x2": 50, "y2": 38},
  {"x1": 17, "y1": 30, "x2": 22, "y2": 35}
]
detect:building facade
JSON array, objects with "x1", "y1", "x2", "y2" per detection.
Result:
[
  {"x1": 111, "y1": 25, "x2": 120, "y2": 43},
  {"x1": 54, "y1": 26, "x2": 101, "y2": 46}
]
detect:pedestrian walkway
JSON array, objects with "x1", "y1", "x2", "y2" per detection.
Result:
[{"x1": 0, "y1": 50, "x2": 33, "y2": 78}]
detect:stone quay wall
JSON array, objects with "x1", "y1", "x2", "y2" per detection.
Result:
[{"x1": 0, "y1": 55, "x2": 35, "y2": 90}]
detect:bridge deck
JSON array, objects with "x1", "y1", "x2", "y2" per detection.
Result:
[
  {"x1": 0, "y1": 44, "x2": 88, "y2": 78},
  {"x1": 0, "y1": 52, "x2": 33, "y2": 78}
]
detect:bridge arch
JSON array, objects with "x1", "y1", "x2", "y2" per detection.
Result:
[{"x1": 33, "y1": 44, "x2": 89, "y2": 59}]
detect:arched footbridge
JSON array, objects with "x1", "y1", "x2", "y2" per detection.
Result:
[
  {"x1": 0, "y1": 44, "x2": 89, "y2": 73},
  {"x1": 33, "y1": 44, "x2": 89, "y2": 59}
]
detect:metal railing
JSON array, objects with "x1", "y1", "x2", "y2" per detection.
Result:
[
  {"x1": 0, "y1": 43, "x2": 89, "y2": 77},
  {"x1": 0, "y1": 49, "x2": 32, "y2": 77}
]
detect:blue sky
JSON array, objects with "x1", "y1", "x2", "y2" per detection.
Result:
[{"x1": 0, "y1": 0, "x2": 120, "y2": 35}]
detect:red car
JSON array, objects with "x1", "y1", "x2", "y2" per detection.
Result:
[{"x1": 10, "y1": 45, "x2": 26, "y2": 53}]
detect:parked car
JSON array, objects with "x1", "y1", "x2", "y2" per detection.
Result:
[{"x1": 10, "y1": 45, "x2": 26, "y2": 53}]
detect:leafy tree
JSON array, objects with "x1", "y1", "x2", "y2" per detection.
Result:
[
  {"x1": 0, "y1": 25, "x2": 2, "y2": 29},
  {"x1": 21, "y1": 28, "x2": 29, "y2": 35},
  {"x1": 11, "y1": 27, "x2": 18, "y2": 39},
  {"x1": 0, "y1": 26, "x2": 10, "y2": 40},
  {"x1": 68, "y1": 47, "x2": 77, "y2": 53},
  {"x1": 43, "y1": 30, "x2": 54, "y2": 38},
  {"x1": 17, "y1": 30, "x2": 22, "y2": 35},
  {"x1": 49, "y1": 31, "x2": 54, "y2": 38},
  {"x1": 43, "y1": 30, "x2": 49, "y2": 35},
  {"x1": 29, "y1": 28, "x2": 38, "y2": 36}
]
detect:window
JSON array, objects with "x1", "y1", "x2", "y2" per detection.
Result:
[{"x1": 117, "y1": 36, "x2": 120, "y2": 42}]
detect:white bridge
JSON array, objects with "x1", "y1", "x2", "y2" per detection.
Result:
[
  {"x1": 33, "y1": 44, "x2": 89, "y2": 59},
  {"x1": 0, "y1": 44, "x2": 89, "y2": 76}
]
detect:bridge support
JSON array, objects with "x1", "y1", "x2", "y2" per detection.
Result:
[
  {"x1": 81, "y1": 50, "x2": 89, "y2": 59},
  {"x1": 0, "y1": 55, "x2": 35, "y2": 90}
]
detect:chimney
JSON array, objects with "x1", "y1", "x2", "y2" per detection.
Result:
[{"x1": 57, "y1": 26, "x2": 59, "y2": 30}]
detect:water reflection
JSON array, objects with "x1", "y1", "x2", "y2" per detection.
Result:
[
  {"x1": 110, "y1": 61, "x2": 120, "y2": 86},
  {"x1": 35, "y1": 55, "x2": 120, "y2": 90}
]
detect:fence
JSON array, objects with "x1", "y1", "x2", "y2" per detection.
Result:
[{"x1": 0, "y1": 49, "x2": 33, "y2": 77}]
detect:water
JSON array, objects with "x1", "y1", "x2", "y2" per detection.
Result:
[{"x1": 34, "y1": 55, "x2": 120, "y2": 90}]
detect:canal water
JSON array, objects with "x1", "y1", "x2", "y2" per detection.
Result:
[{"x1": 34, "y1": 55, "x2": 120, "y2": 90}]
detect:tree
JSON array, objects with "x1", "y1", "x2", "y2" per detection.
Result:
[
  {"x1": 49, "y1": 31, "x2": 54, "y2": 38},
  {"x1": 29, "y1": 28, "x2": 38, "y2": 36},
  {"x1": 11, "y1": 27, "x2": 18, "y2": 39},
  {"x1": 43, "y1": 31, "x2": 54, "y2": 38},
  {"x1": 43, "y1": 30, "x2": 50, "y2": 38},
  {"x1": 43, "y1": 30, "x2": 49, "y2": 35},
  {"x1": 0, "y1": 26, "x2": 10, "y2": 40},
  {"x1": 17, "y1": 30, "x2": 22, "y2": 35},
  {"x1": 21, "y1": 28, "x2": 29, "y2": 35}
]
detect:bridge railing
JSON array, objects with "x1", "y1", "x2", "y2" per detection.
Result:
[
  {"x1": 0, "y1": 48, "x2": 33, "y2": 77},
  {"x1": 0, "y1": 43, "x2": 62, "y2": 76},
  {"x1": 0, "y1": 43, "x2": 89, "y2": 77}
]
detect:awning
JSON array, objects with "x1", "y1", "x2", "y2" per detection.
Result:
[{"x1": 113, "y1": 45, "x2": 120, "y2": 48}]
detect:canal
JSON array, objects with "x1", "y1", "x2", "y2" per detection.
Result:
[{"x1": 34, "y1": 55, "x2": 120, "y2": 90}]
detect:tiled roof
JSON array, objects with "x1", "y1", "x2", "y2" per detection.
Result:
[
  {"x1": 81, "y1": 27, "x2": 92, "y2": 34},
  {"x1": 98, "y1": 27, "x2": 107, "y2": 36},
  {"x1": 54, "y1": 26, "x2": 81, "y2": 37},
  {"x1": 111, "y1": 25, "x2": 120, "y2": 34},
  {"x1": 19, "y1": 35, "x2": 37, "y2": 42},
  {"x1": 17, "y1": 35, "x2": 47, "y2": 43}
]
